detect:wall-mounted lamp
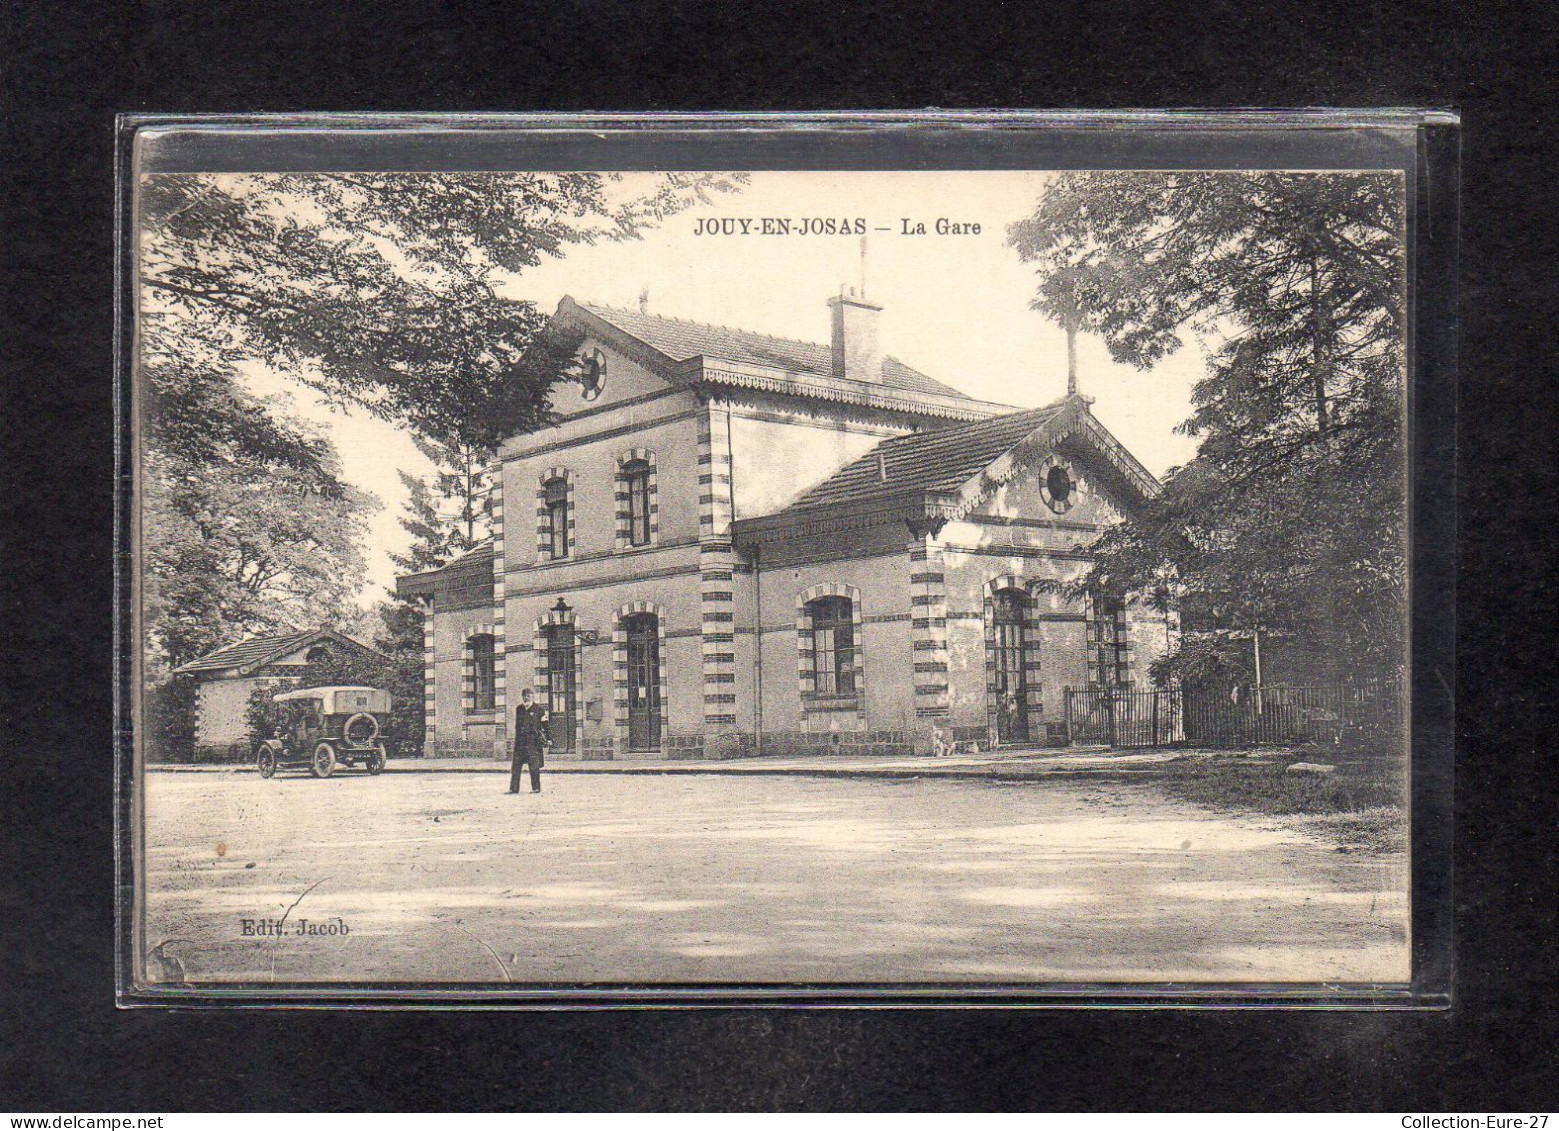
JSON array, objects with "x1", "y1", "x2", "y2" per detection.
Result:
[{"x1": 552, "y1": 596, "x2": 599, "y2": 643}]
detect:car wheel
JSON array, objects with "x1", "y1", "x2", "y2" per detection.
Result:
[
  {"x1": 365, "y1": 744, "x2": 386, "y2": 775},
  {"x1": 310, "y1": 742, "x2": 336, "y2": 779},
  {"x1": 256, "y1": 747, "x2": 277, "y2": 779}
]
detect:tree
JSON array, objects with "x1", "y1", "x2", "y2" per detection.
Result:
[
  {"x1": 374, "y1": 433, "x2": 498, "y2": 756},
  {"x1": 1009, "y1": 172, "x2": 1407, "y2": 684},
  {"x1": 142, "y1": 419, "x2": 379, "y2": 673},
  {"x1": 143, "y1": 354, "x2": 337, "y2": 485},
  {"x1": 138, "y1": 170, "x2": 744, "y2": 749},
  {"x1": 139, "y1": 171, "x2": 748, "y2": 458},
  {"x1": 390, "y1": 434, "x2": 494, "y2": 573},
  {"x1": 146, "y1": 675, "x2": 198, "y2": 763},
  {"x1": 244, "y1": 684, "x2": 281, "y2": 756},
  {"x1": 372, "y1": 598, "x2": 429, "y2": 758}
]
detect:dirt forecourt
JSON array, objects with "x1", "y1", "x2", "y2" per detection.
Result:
[{"x1": 140, "y1": 768, "x2": 1409, "y2": 986}]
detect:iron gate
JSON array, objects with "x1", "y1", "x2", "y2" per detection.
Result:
[{"x1": 1064, "y1": 688, "x2": 1184, "y2": 748}]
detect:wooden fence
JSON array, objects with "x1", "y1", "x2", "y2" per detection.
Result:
[{"x1": 1064, "y1": 681, "x2": 1402, "y2": 749}]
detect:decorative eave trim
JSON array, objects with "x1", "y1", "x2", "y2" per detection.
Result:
[
  {"x1": 693, "y1": 360, "x2": 1009, "y2": 422},
  {"x1": 395, "y1": 547, "x2": 497, "y2": 599},
  {"x1": 732, "y1": 490, "x2": 961, "y2": 545},
  {"x1": 1067, "y1": 410, "x2": 1163, "y2": 500},
  {"x1": 951, "y1": 398, "x2": 1162, "y2": 518}
]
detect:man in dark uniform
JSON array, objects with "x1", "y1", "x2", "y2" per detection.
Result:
[{"x1": 509, "y1": 687, "x2": 549, "y2": 794}]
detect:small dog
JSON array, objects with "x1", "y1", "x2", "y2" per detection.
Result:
[{"x1": 931, "y1": 725, "x2": 980, "y2": 757}]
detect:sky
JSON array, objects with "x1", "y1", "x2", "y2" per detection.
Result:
[{"x1": 248, "y1": 171, "x2": 1207, "y2": 607}]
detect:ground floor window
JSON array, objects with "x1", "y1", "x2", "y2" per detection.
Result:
[
  {"x1": 806, "y1": 595, "x2": 857, "y2": 696},
  {"x1": 992, "y1": 588, "x2": 1031, "y2": 743},
  {"x1": 623, "y1": 612, "x2": 662, "y2": 751},
  {"x1": 1088, "y1": 597, "x2": 1133, "y2": 688},
  {"x1": 466, "y1": 633, "x2": 496, "y2": 712}
]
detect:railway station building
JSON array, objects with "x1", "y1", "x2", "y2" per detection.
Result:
[{"x1": 396, "y1": 293, "x2": 1175, "y2": 759}]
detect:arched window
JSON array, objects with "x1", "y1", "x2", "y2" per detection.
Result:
[
  {"x1": 623, "y1": 460, "x2": 651, "y2": 547},
  {"x1": 466, "y1": 633, "x2": 496, "y2": 712},
  {"x1": 614, "y1": 450, "x2": 658, "y2": 551},
  {"x1": 542, "y1": 477, "x2": 570, "y2": 560},
  {"x1": 806, "y1": 595, "x2": 857, "y2": 696}
]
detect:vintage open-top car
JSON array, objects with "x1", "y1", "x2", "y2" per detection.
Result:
[{"x1": 255, "y1": 686, "x2": 392, "y2": 778}]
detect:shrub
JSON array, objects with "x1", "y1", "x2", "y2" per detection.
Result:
[
  {"x1": 145, "y1": 677, "x2": 197, "y2": 763},
  {"x1": 244, "y1": 684, "x2": 281, "y2": 758}
]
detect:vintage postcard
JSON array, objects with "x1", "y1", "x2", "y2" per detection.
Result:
[{"x1": 127, "y1": 124, "x2": 1416, "y2": 998}]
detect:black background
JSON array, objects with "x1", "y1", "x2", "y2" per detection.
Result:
[{"x1": 2, "y1": 0, "x2": 1554, "y2": 1112}]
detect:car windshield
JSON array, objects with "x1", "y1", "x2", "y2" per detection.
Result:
[{"x1": 277, "y1": 702, "x2": 318, "y2": 725}]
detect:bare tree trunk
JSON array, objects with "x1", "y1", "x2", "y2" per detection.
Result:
[
  {"x1": 1310, "y1": 253, "x2": 1330, "y2": 436},
  {"x1": 1066, "y1": 318, "x2": 1078, "y2": 397}
]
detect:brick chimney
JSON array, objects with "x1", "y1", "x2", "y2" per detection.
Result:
[{"x1": 828, "y1": 288, "x2": 883, "y2": 383}]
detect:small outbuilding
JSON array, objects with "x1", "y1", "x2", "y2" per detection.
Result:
[{"x1": 172, "y1": 629, "x2": 389, "y2": 758}]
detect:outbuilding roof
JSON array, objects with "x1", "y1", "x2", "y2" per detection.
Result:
[{"x1": 173, "y1": 629, "x2": 385, "y2": 677}]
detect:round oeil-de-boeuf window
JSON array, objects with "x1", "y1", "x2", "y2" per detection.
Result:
[
  {"x1": 1039, "y1": 457, "x2": 1077, "y2": 514},
  {"x1": 579, "y1": 347, "x2": 606, "y2": 401}
]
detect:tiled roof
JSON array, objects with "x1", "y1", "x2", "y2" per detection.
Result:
[
  {"x1": 788, "y1": 400, "x2": 1072, "y2": 509},
  {"x1": 580, "y1": 303, "x2": 974, "y2": 401},
  {"x1": 175, "y1": 629, "x2": 325, "y2": 675},
  {"x1": 396, "y1": 542, "x2": 493, "y2": 588},
  {"x1": 438, "y1": 543, "x2": 494, "y2": 571}
]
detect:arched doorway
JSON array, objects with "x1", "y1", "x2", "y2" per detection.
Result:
[
  {"x1": 992, "y1": 588, "x2": 1031, "y2": 744},
  {"x1": 544, "y1": 623, "x2": 576, "y2": 752},
  {"x1": 623, "y1": 612, "x2": 662, "y2": 752}
]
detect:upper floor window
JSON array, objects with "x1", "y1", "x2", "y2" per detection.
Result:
[
  {"x1": 624, "y1": 460, "x2": 652, "y2": 547},
  {"x1": 542, "y1": 477, "x2": 569, "y2": 560},
  {"x1": 614, "y1": 449, "x2": 658, "y2": 552},
  {"x1": 807, "y1": 595, "x2": 857, "y2": 696},
  {"x1": 467, "y1": 633, "x2": 496, "y2": 712}
]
